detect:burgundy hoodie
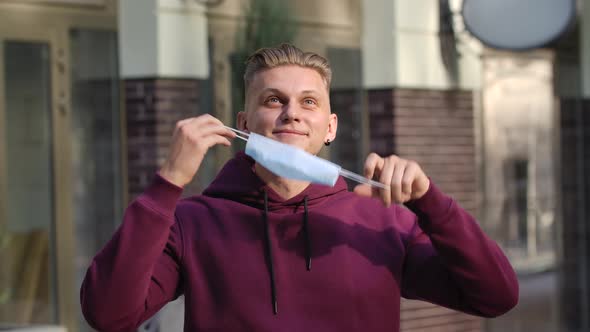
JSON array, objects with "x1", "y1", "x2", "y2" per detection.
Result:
[{"x1": 81, "y1": 153, "x2": 518, "y2": 332}]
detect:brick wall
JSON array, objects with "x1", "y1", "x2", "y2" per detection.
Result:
[
  {"x1": 368, "y1": 88, "x2": 481, "y2": 332},
  {"x1": 559, "y1": 98, "x2": 590, "y2": 332},
  {"x1": 330, "y1": 89, "x2": 365, "y2": 175},
  {"x1": 125, "y1": 78, "x2": 204, "y2": 200},
  {"x1": 368, "y1": 88, "x2": 477, "y2": 214}
]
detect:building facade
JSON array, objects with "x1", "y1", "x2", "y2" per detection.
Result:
[{"x1": 0, "y1": 0, "x2": 589, "y2": 331}]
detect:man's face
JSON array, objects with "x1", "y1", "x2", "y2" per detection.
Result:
[{"x1": 237, "y1": 65, "x2": 337, "y2": 155}]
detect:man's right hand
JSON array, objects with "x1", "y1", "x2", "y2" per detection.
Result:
[{"x1": 159, "y1": 114, "x2": 236, "y2": 188}]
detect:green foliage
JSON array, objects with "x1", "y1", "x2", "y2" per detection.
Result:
[
  {"x1": 237, "y1": 0, "x2": 298, "y2": 55},
  {"x1": 231, "y1": 0, "x2": 298, "y2": 116}
]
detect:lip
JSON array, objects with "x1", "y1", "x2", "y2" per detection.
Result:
[{"x1": 272, "y1": 129, "x2": 308, "y2": 136}]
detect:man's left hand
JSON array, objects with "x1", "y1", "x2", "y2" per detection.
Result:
[{"x1": 353, "y1": 153, "x2": 430, "y2": 206}]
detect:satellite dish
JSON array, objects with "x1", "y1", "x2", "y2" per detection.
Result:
[{"x1": 462, "y1": 0, "x2": 575, "y2": 51}]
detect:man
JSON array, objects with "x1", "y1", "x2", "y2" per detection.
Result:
[{"x1": 81, "y1": 44, "x2": 518, "y2": 332}]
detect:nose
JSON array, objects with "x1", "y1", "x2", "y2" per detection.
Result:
[{"x1": 280, "y1": 102, "x2": 300, "y2": 123}]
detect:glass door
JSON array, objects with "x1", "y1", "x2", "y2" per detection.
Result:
[
  {"x1": 0, "y1": 40, "x2": 57, "y2": 326},
  {"x1": 0, "y1": 4, "x2": 120, "y2": 332},
  {"x1": 0, "y1": 27, "x2": 75, "y2": 329}
]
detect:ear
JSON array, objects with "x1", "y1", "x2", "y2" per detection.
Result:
[
  {"x1": 326, "y1": 112, "x2": 338, "y2": 142},
  {"x1": 237, "y1": 111, "x2": 248, "y2": 131}
]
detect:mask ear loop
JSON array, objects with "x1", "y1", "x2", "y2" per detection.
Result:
[{"x1": 224, "y1": 126, "x2": 250, "y2": 142}]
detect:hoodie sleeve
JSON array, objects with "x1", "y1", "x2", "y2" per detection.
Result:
[
  {"x1": 400, "y1": 181, "x2": 519, "y2": 318},
  {"x1": 80, "y1": 174, "x2": 184, "y2": 332}
]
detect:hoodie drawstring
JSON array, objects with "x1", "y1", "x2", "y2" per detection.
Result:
[
  {"x1": 262, "y1": 191, "x2": 312, "y2": 315},
  {"x1": 262, "y1": 191, "x2": 278, "y2": 315},
  {"x1": 302, "y1": 196, "x2": 312, "y2": 271}
]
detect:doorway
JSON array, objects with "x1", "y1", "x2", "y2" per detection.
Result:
[
  {"x1": 0, "y1": 3, "x2": 120, "y2": 331},
  {"x1": 0, "y1": 37, "x2": 59, "y2": 327}
]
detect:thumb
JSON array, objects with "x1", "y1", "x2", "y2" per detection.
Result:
[{"x1": 353, "y1": 184, "x2": 373, "y2": 197}]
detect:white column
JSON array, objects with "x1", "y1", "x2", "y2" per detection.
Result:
[
  {"x1": 118, "y1": 0, "x2": 209, "y2": 79},
  {"x1": 361, "y1": 0, "x2": 397, "y2": 88},
  {"x1": 361, "y1": 0, "x2": 481, "y2": 90}
]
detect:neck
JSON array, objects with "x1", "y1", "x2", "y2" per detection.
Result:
[{"x1": 254, "y1": 163, "x2": 310, "y2": 200}]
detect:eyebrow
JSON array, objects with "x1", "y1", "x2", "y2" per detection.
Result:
[
  {"x1": 259, "y1": 88, "x2": 283, "y2": 95},
  {"x1": 259, "y1": 88, "x2": 321, "y2": 96},
  {"x1": 301, "y1": 90, "x2": 321, "y2": 96}
]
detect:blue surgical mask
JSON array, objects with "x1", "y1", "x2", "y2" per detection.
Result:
[
  {"x1": 245, "y1": 132, "x2": 340, "y2": 186},
  {"x1": 225, "y1": 126, "x2": 388, "y2": 189}
]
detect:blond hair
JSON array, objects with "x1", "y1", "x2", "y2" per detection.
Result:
[{"x1": 243, "y1": 43, "x2": 332, "y2": 91}]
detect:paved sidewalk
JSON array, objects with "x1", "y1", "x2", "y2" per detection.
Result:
[{"x1": 486, "y1": 271, "x2": 559, "y2": 332}]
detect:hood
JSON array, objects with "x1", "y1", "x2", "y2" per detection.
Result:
[{"x1": 203, "y1": 152, "x2": 348, "y2": 212}]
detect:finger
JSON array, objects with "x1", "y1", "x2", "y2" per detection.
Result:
[
  {"x1": 353, "y1": 184, "x2": 372, "y2": 197},
  {"x1": 220, "y1": 137, "x2": 232, "y2": 147},
  {"x1": 199, "y1": 130, "x2": 236, "y2": 147},
  {"x1": 401, "y1": 163, "x2": 418, "y2": 198},
  {"x1": 211, "y1": 125, "x2": 237, "y2": 139},
  {"x1": 176, "y1": 118, "x2": 193, "y2": 128},
  {"x1": 189, "y1": 114, "x2": 221, "y2": 128},
  {"x1": 364, "y1": 153, "x2": 384, "y2": 180},
  {"x1": 181, "y1": 114, "x2": 219, "y2": 126},
  {"x1": 202, "y1": 134, "x2": 233, "y2": 149},
  {"x1": 174, "y1": 118, "x2": 196, "y2": 134},
  {"x1": 187, "y1": 122, "x2": 236, "y2": 140},
  {"x1": 177, "y1": 114, "x2": 223, "y2": 135},
  {"x1": 363, "y1": 153, "x2": 384, "y2": 199},
  {"x1": 391, "y1": 161, "x2": 406, "y2": 204},
  {"x1": 194, "y1": 113, "x2": 220, "y2": 125},
  {"x1": 379, "y1": 158, "x2": 395, "y2": 207},
  {"x1": 191, "y1": 114, "x2": 229, "y2": 133}
]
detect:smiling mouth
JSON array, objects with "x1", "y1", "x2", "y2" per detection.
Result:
[{"x1": 273, "y1": 130, "x2": 308, "y2": 136}]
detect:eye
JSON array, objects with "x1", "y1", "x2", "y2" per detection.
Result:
[
  {"x1": 303, "y1": 98, "x2": 317, "y2": 106},
  {"x1": 265, "y1": 96, "x2": 282, "y2": 105}
]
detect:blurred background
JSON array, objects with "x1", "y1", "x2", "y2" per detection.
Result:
[{"x1": 0, "y1": 0, "x2": 588, "y2": 331}]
